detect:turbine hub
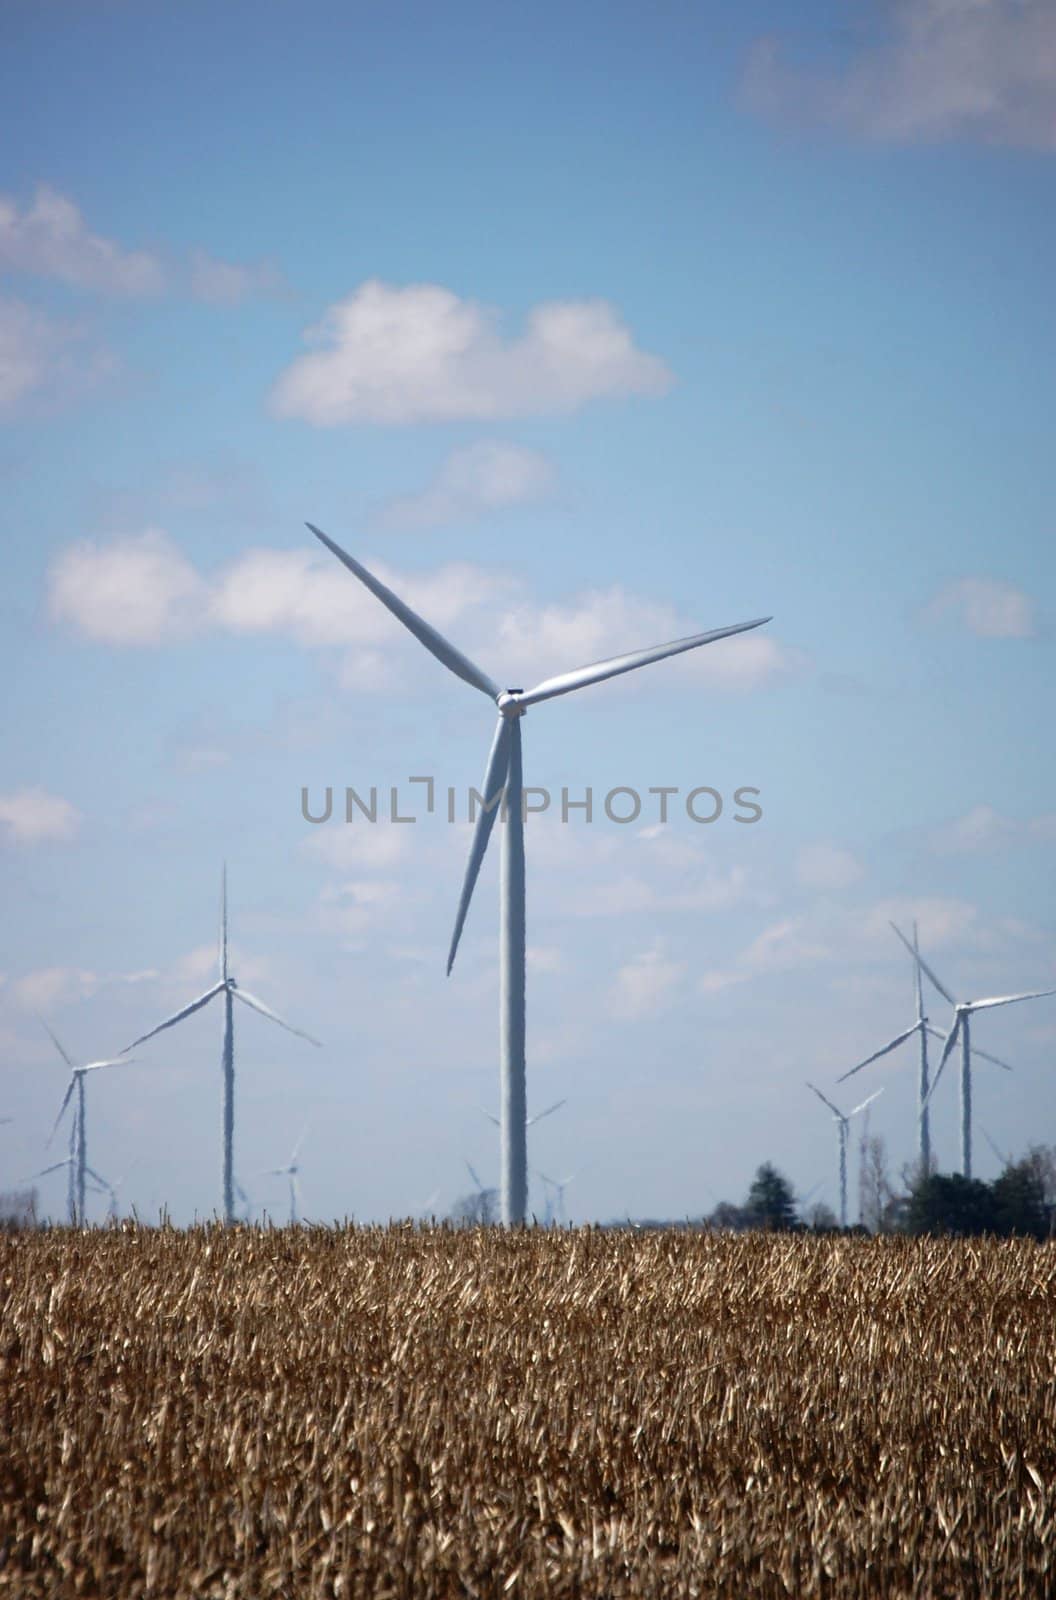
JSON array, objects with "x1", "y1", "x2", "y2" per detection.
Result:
[{"x1": 497, "y1": 690, "x2": 526, "y2": 717}]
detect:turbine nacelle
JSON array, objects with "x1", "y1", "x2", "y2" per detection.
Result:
[{"x1": 497, "y1": 690, "x2": 526, "y2": 716}]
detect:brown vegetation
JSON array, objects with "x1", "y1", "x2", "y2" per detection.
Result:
[{"x1": 1, "y1": 1226, "x2": 1053, "y2": 1598}]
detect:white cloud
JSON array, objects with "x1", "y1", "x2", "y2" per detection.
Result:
[
  {"x1": 744, "y1": 0, "x2": 1056, "y2": 148},
  {"x1": 48, "y1": 529, "x2": 206, "y2": 644},
  {"x1": 0, "y1": 186, "x2": 285, "y2": 304},
  {"x1": 8, "y1": 963, "x2": 158, "y2": 1013},
  {"x1": 927, "y1": 577, "x2": 1036, "y2": 638},
  {"x1": 0, "y1": 185, "x2": 166, "y2": 295},
  {"x1": 0, "y1": 296, "x2": 113, "y2": 416},
  {"x1": 0, "y1": 787, "x2": 81, "y2": 845},
  {"x1": 795, "y1": 843, "x2": 865, "y2": 891},
  {"x1": 932, "y1": 804, "x2": 1056, "y2": 854},
  {"x1": 610, "y1": 946, "x2": 686, "y2": 1019},
  {"x1": 527, "y1": 946, "x2": 563, "y2": 974},
  {"x1": 381, "y1": 440, "x2": 555, "y2": 530},
  {"x1": 270, "y1": 280, "x2": 673, "y2": 425}
]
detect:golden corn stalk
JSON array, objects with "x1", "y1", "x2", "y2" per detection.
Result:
[{"x1": 1, "y1": 1226, "x2": 1054, "y2": 1597}]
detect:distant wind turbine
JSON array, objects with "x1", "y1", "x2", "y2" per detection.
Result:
[
  {"x1": 40, "y1": 1021, "x2": 134, "y2": 1225},
  {"x1": 806, "y1": 1083, "x2": 883, "y2": 1228},
  {"x1": 464, "y1": 1159, "x2": 497, "y2": 1225},
  {"x1": 308, "y1": 521, "x2": 770, "y2": 1224},
  {"x1": 24, "y1": 1150, "x2": 107, "y2": 1225},
  {"x1": 265, "y1": 1125, "x2": 309, "y2": 1224},
  {"x1": 902, "y1": 937, "x2": 1055, "y2": 1179},
  {"x1": 124, "y1": 867, "x2": 321, "y2": 1223},
  {"x1": 980, "y1": 1127, "x2": 1009, "y2": 1170},
  {"x1": 839, "y1": 922, "x2": 1014, "y2": 1173},
  {"x1": 535, "y1": 1168, "x2": 574, "y2": 1226}
]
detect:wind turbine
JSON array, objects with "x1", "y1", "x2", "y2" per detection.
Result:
[
  {"x1": 41, "y1": 1022, "x2": 134, "y2": 1225},
  {"x1": 903, "y1": 938, "x2": 1056, "y2": 1180},
  {"x1": 980, "y1": 1127, "x2": 1009, "y2": 1171},
  {"x1": 838, "y1": 922, "x2": 1013, "y2": 1173},
  {"x1": 265, "y1": 1125, "x2": 309, "y2": 1224},
  {"x1": 535, "y1": 1168, "x2": 574, "y2": 1226},
  {"x1": 308, "y1": 522, "x2": 769, "y2": 1225},
  {"x1": 805, "y1": 1083, "x2": 883, "y2": 1228},
  {"x1": 463, "y1": 1160, "x2": 497, "y2": 1226},
  {"x1": 124, "y1": 867, "x2": 322, "y2": 1223},
  {"x1": 24, "y1": 1149, "x2": 107, "y2": 1225}
]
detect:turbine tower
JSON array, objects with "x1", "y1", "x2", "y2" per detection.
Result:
[
  {"x1": 839, "y1": 922, "x2": 1013, "y2": 1173},
  {"x1": 903, "y1": 939, "x2": 1055, "y2": 1180},
  {"x1": 40, "y1": 1022, "x2": 133, "y2": 1225},
  {"x1": 308, "y1": 522, "x2": 769, "y2": 1224},
  {"x1": 805, "y1": 1083, "x2": 883, "y2": 1228},
  {"x1": 124, "y1": 868, "x2": 321, "y2": 1222}
]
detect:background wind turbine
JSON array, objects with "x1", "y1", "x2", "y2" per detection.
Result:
[
  {"x1": 805, "y1": 1082, "x2": 883, "y2": 1228},
  {"x1": 980, "y1": 1127, "x2": 1009, "y2": 1170},
  {"x1": 535, "y1": 1168, "x2": 574, "y2": 1226},
  {"x1": 463, "y1": 1159, "x2": 497, "y2": 1226},
  {"x1": 265, "y1": 1125, "x2": 309, "y2": 1224},
  {"x1": 41, "y1": 1021, "x2": 133, "y2": 1226},
  {"x1": 124, "y1": 867, "x2": 321, "y2": 1223},
  {"x1": 904, "y1": 940, "x2": 1055, "y2": 1180},
  {"x1": 24, "y1": 1151, "x2": 107, "y2": 1225},
  {"x1": 309, "y1": 522, "x2": 769, "y2": 1226}
]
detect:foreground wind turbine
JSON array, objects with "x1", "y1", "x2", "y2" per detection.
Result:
[
  {"x1": 805, "y1": 1083, "x2": 883, "y2": 1228},
  {"x1": 308, "y1": 522, "x2": 769, "y2": 1224},
  {"x1": 903, "y1": 938, "x2": 1055, "y2": 1180},
  {"x1": 265, "y1": 1126, "x2": 309, "y2": 1224},
  {"x1": 124, "y1": 868, "x2": 321, "y2": 1223},
  {"x1": 41, "y1": 1022, "x2": 133, "y2": 1225}
]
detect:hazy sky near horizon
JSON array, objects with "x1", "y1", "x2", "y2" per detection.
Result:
[{"x1": 2, "y1": 0, "x2": 1054, "y2": 1224}]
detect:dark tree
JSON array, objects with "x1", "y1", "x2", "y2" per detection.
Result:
[
  {"x1": 906, "y1": 1172, "x2": 997, "y2": 1237},
  {"x1": 745, "y1": 1163, "x2": 798, "y2": 1232},
  {"x1": 992, "y1": 1160, "x2": 1049, "y2": 1240}
]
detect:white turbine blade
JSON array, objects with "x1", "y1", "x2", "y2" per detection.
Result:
[
  {"x1": 289, "y1": 1123, "x2": 310, "y2": 1165},
  {"x1": 231, "y1": 987, "x2": 321, "y2": 1046},
  {"x1": 307, "y1": 524, "x2": 500, "y2": 700},
  {"x1": 124, "y1": 981, "x2": 225, "y2": 1050},
  {"x1": 981, "y1": 1128, "x2": 1009, "y2": 1167},
  {"x1": 517, "y1": 617, "x2": 771, "y2": 709},
  {"x1": 889, "y1": 922, "x2": 956, "y2": 1006},
  {"x1": 81, "y1": 1057, "x2": 135, "y2": 1073},
  {"x1": 84, "y1": 1164, "x2": 111, "y2": 1191},
  {"x1": 805, "y1": 1081, "x2": 843, "y2": 1121},
  {"x1": 219, "y1": 863, "x2": 229, "y2": 982},
  {"x1": 27, "y1": 1159, "x2": 71, "y2": 1180},
  {"x1": 465, "y1": 1160, "x2": 484, "y2": 1191},
  {"x1": 481, "y1": 1108, "x2": 500, "y2": 1128},
  {"x1": 837, "y1": 1023, "x2": 919, "y2": 1082},
  {"x1": 527, "y1": 1098, "x2": 567, "y2": 1127},
  {"x1": 447, "y1": 716, "x2": 512, "y2": 975},
  {"x1": 920, "y1": 1016, "x2": 962, "y2": 1115},
  {"x1": 968, "y1": 986, "x2": 1056, "y2": 1012},
  {"x1": 849, "y1": 1087, "x2": 883, "y2": 1120},
  {"x1": 39, "y1": 1018, "x2": 75, "y2": 1068},
  {"x1": 46, "y1": 1077, "x2": 78, "y2": 1148}
]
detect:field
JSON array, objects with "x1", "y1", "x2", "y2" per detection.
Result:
[{"x1": 1, "y1": 1227, "x2": 1054, "y2": 1599}]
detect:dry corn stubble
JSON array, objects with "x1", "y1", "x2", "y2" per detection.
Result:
[{"x1": 1, "y1": 1226, "x2": 1054, "y2": 1598}]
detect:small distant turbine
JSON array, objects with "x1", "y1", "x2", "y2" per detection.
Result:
[
  {"x1": 980, "y1": 1127, "x2": 1009, "y2": 1170},
  {"x1": 309, "y1": 521, "x2": 769, "y2": 1225},
  {"x1": 805, "y1": 1083, "x2": 883, "y2": 1228},
  {"x1": 41, "y1": 1021, "x2": 134, "y2": 1226},
  {"x1": 464, "y1": 1159, "x2": 497, "y2": 1225},
  {"x1": 124, "y1": 867, "x2": 321, "y2": 1223},
  {"x1": 905, "y1": 939, "x2": 1056, "y2": 1180},
  {"x1": 24, "y1": 1153, "x2": 107, "y2": 1225},
  {"x1": 535, "y1": 1168, "x2": 574, "y2": 1225},
  {"x1": 265, "y1": 1126, "x2": 309, "y2": 1224}
]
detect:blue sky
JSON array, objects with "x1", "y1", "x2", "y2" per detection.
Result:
[{"x1": 2, "y1": 0, "x2": 1054, "y2": 1224}]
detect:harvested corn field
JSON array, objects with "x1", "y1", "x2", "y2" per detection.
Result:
[{"x1": 1, "y1": 1226, "x2": 1054, "y2": 1599}]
